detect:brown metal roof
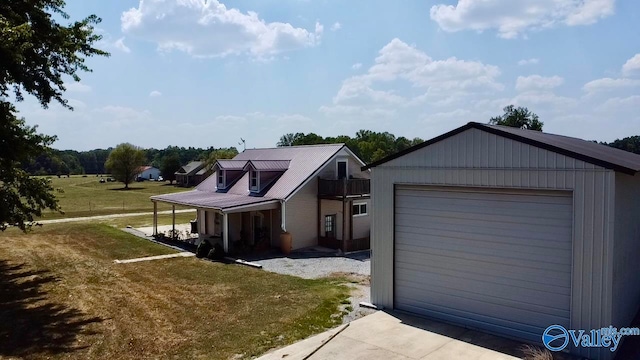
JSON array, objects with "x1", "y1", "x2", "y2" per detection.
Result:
[
  {"x1": 364, "y1": 122, "x2": 640, "y2": 175},
  {"x1": 244, "y1": 160, "x2": 291, "y2": 171},
  {"x1": 154, "y1": 144, "x2": 347, "y2": 210},
  {"x1": 150, "y1": 190, "x2": 277, "y2": 211},
  {"x1": 214, "y1": 160, "x2": 248, "y2": 170}
]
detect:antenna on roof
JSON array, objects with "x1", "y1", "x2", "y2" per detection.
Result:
[{"x1": 239, "y1": 138, "x2": 246, "y2": 151}]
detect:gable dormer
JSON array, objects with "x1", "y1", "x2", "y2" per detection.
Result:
[
  {"x1": 212, "y1": 160, "x2": 247, "y2": 191},
  {"x1": 243, "y1": 160, "x2": 290, "y2": 195}
]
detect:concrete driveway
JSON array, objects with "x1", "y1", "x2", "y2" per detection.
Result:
[{"x1": 257, "y1": 311, "x2": 524, "y2": 360}]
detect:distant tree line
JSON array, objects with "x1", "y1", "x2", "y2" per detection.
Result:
[
  {"x1": 278, "y1": 130, "x2": 425, "y2": 163},
  {"x1": 22, "y1": 146, "x2": 239, "y2": 176}
]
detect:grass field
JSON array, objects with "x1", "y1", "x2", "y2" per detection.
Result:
[
  {"x1": 0, "y1": 224, "x2": 349, "y2": 360},
  {"x1": 40, "y1": 175, "x2": 191, "y2": 219}
]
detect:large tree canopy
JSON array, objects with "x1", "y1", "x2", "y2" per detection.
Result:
[
  {"x1": 1, "y1": 0, "x2": 108, "y2": 229},
  {"x1": 105, "y1": 144, "x2": 146, "y2": 189},
  {"x1": 489, "y1": 105, "x2": 543, "y2": 131}
]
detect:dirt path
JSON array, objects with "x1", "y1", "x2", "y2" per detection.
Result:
[{"x1": 38, "y1": 209, "x2": 194, "y2": 224}]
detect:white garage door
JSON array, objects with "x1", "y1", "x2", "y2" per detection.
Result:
[{"x1": 394, "y1": 186, "x2": 572, "y2": 342}]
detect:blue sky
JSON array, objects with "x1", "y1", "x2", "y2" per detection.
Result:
[{"x1": 16, "y1": 0, "x2": 640, "y2": 151}]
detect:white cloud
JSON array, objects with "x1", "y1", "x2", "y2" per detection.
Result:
[
  {"x1": 330, "y1": 22, "x2": 342, "y2": 31},
  {"x1": 518, "y1": 58, "x2": 540, "y2": 66},
  {"x1": 331, "y1": 38, "x2": 502, "y2": 107},
  {"x1": 66, "y1": 82, "x2": 92, "y2": 93},
  {"x1": 622, "y1": 54, "x2": 640, "y2": 76},
  {"x1": 352, "y1": 63, "x2": 362, "y2": 70},
  {"x1": 149, "y1": 90, "x2": 162, "y2": 97},
  {"x1": 114, "y1": 37, "x2": 131, "y2": 53},
  {"x1": 430, "y1": 0, "x2": 615, "y2": 39},
  {"x1": 583, "y1": 78, "x2": 640, "y2": 93},
  {"x1": 121, "y1": 0, "x2": 323, "y2": 58},
  {"x1": 515, "y1": 75, "x2": 564, "y2": 92},
  {"x1": 596, "y1": 95, "x2": 640, "y2": 112}
]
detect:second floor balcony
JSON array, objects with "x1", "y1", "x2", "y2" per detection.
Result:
[{"x1": 318, "y1": 178, "x2": 370, "y2": 198}]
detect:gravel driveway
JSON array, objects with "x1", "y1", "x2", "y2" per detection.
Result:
[{"x1": 251, "y1": 251, "x2": 370, "y2": 279}]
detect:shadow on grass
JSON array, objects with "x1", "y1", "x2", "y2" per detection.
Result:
[
  {"x1": 0, "y1": 260, "x2": 103, "y2": 358},
  {"x1": 107, "y1": 187, "x2": 145, "y2": 191}
]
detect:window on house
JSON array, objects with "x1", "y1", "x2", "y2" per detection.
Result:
[
  {"x1": 352, "y1": 202, "x2": 367, "y2": 216},
  {"x1": 250, "y1": 170, "x2": 259, "y2": 191},
  {"x1": 325, "y1": 214, "x2": 336, "y2": 238},
  {"x1": 337, "y1": 160, "x2": 347, "y2": 180},
  {"x1": 217, "y1": 170, "x2": 225, "y2": 188}
]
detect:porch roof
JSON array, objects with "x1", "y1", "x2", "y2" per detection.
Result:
[{"x1": 151, "y1": 190, "x2": 278, "y2": 212}]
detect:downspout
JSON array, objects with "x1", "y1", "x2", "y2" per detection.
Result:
[{"x1": 280, "y1": 200, "x2": 287, "y2": 232}]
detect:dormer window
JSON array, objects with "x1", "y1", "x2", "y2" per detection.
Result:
[
  {"x1": 217, "y1": 170, "x2": 225, "y2": 188},
  {"x1": 250, "y1": 170, "x2": 259, "y2": 191}
]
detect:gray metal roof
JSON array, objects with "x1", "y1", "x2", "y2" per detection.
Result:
[
  {"x1": 215, "y1": 160, "x2": 248, "y2": 170},
  {"x1": 176, "y1": 161, "x2": 204, "y2": 175},
  {"x1": 365, "y1": 122, "x2": 640, "y2": 175},
  {"x1": 244, "y1": 160, "x2": 291, "y2": 171},
  {"x1": 154, "y1": 144, "x2": 346, "y2": 209},
  {"x1": 195, "y1": 167, "x2": 210, "y2": 176},
  {"x1": 150, "y1": 190, "x2": 277, "y2": 211}
]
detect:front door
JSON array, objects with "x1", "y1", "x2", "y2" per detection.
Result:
[
  {"x1": 253, "y1": 214, "x2": 262, "y2": 244},
  {"x1": 325, "y1": 214, "x2": 336, "y2": 239}
]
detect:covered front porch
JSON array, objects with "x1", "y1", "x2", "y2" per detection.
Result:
[{"x1": 150, "y1": 191, "x2": 283, "y2": 256}]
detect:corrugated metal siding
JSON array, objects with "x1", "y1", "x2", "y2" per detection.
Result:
[
  {"x1": 370, "y1": 127, "x2": 616, "y2": 360},
  {"x1": 613, "y1": 173, "x2": 640, "y2": 328},
  {"x1": 286, "y1": 177, "x2": 319, "y2": 249}
]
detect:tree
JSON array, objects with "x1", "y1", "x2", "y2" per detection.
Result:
[
  {"x1": 160, "y1": 154, "x2": 181, "y2": 184},
  {"x1": 489, "y1": 105, "x2": 543, "y2": 131},
  {"x1": 204, "y1": 148, "x2": 239, "y2": 170},
  {"x1": 1, "y1": 0, "x2": 108, "y2": 229},
  {"x1": 105, "y1": 144, "x2": 146, "y2": 189}
]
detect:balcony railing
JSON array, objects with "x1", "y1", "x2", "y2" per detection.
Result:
[{"x1": 318, "y1": 178, "x2": 370, "y2": 197}]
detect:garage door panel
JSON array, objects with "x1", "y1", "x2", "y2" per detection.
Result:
[
  {"x1": 395, "y1": 259, "x2": 571, "y2": 296},
  {"x1": 395, "y1": 281, "x2": 570, "y2": 329},
  {"x1": 395, "y1": 267, "x2": 571, "y2": 310},
  {"x1": 396, "y1": 230, "x2": 572, "y2": 263},
  {"x1": 395, "y1": 243, "x2": 571, "y2": 273},
  {"x1": 394, "y1": 186, "x2": 572, "y2": 342},
  {"x1": 396, "y1": 224, "x2": 571, "y2": 250},
  {"x1": 395, "y1": 206, "x2": 572, "y2": 229}
]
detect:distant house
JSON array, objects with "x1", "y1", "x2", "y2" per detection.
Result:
[
  {"x1": 137, "y1": 166, "x2": 161, "y2": 180},
  {"x1": 175, "y1": 161, "x2": 205, "y2": 187},
  {"x1": 152, "y1": 144, "x2": 371, "y2": 254}
]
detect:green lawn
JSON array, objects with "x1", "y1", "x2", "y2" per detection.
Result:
[
  {"x1": 0, "y1": 224, "x2": 349, "y2": 360},
  {"x1": 40, "y1": 175, "x2": 192, "y2": 219}
]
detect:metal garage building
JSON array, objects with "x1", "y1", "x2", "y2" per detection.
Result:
[{"x1": 365, "y1": 122, "x2": 640, "y2": 359}]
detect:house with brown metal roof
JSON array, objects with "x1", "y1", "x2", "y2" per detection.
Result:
[
  {"x1": 174, "y1": 161, "x2": 205, "y2": 187},
  {"x1": 152, "y1": 144, "x2": 371, "y2": 254}
]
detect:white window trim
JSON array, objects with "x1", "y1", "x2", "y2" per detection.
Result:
[
  {"x1": 352, "y1": 202, "x2": 368, "y2": 217},
  {"x1": 336, "y1": 158, "x2": 348, "y2": 179},
  {"x1": 250, "y1": 170, "x2": 260, "y2": 192},
  {"x1": 217, "y1": 170, "x2": 226, "y2": 189}
]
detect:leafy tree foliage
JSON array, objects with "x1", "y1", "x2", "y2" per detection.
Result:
[
  {"x1": 1, "y1": 0, "x2": 107, "y2": 229},
  {"x1": 105, "y1": 144, "x2": 146, "y2": 189},
  {"x1": 160, "y1": 154, "x2": 181, "y2": 184},
  {"x1": 606, "y1": 136, "x2": 640, "y2": 155},
  {"x1": 489, "y1": 105, "x2": 543, "y2": 131},
  {"x1": 204, "y1": 148, "x2": 240, "y2": 170},
  {"x1": 277, "y1": 131, "x2": 423, "y2": 163}
]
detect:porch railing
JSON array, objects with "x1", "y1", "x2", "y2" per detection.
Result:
[{"x1": 318, "y1": 178, "x2": 370, "y2": 197}]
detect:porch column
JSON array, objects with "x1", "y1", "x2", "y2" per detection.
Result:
[
  {"x1": 172, "y1": 205, "x2": 176, "y2": 240},
  {"x1": 223, "y1": 212, "x2": 229, "y2": 253},
  {"x1": 153, "y1": 201, "x2": 158, "y2": 236}
]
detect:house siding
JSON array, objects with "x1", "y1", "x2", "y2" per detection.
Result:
[
  {"x1": 320, "y1": 199, "x2": 347, "y2": 240},
  {"x1": 613, "y1": 173, "x2": 640, "y2": 332},
  {"x1": 352, "y1": 199, "x2": 370, "y2": 240},
  {"x1": 285, "y1": 177, "x2": 319, "y2": 250},
  {"x1": 370, "y1": 128, "x2": 616, "y2": 359}
]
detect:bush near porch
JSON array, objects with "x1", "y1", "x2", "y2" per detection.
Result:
[{"x1": 0, "y1": 224, "x2": 349, "y2": 360}]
